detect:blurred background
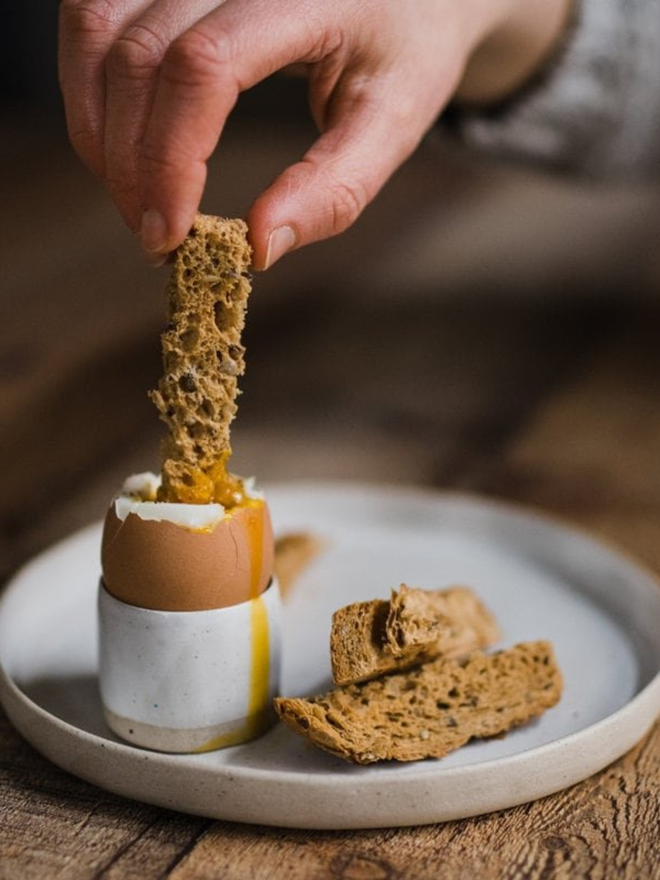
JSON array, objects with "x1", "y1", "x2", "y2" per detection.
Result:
[{"x1": 2, "y1": 6, "x2": 660, "y2": 584}]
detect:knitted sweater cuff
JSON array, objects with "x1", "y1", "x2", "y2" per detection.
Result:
[{"x1": 457, "y1": 0, "x2": 660, "y2": 179}]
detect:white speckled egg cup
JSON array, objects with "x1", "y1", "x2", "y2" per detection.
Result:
[{"x1": 98, "y1": 578, "x2": 282, "y2": 753}]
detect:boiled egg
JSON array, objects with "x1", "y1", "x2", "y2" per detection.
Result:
[{"x1": 101, "y1": 471, "x2": 274, "y2": 612}]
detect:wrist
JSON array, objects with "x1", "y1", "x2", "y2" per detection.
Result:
[{"x1": 457, "y1": 0, "x2": 577, "y2": 106}]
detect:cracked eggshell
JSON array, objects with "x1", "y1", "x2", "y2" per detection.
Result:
[{"x1": 101, "y1": 499, "x2": 275, "y2": 612}]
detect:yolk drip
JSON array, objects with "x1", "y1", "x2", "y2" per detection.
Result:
[
  {"x1": 193, "y1": 594, "x2": 271, "y2": 753},
  {"x1": 247, "y1": 595, "x2": 271, "y2": 726},
  {"x1": 243, "y1": 499, "x2": 265, "y2": 599}
]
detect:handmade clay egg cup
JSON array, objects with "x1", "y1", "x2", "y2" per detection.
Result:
[{"x1": 98, "y1": 578, "x2": 282, "y2": 753}]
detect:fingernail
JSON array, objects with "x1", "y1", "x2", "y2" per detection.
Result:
[
  {"x1": 141, "y1": 209, "x2": 168, "y2": 254},
  {"x1": 264, "y1": 225, "x2": 296, "y2": 270},
  {"x1": 143, "y1": 249, "x2": 167, "y2": 268}
]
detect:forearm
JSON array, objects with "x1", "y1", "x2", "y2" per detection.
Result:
[{"x1": 458, "y1": 0, "x2": 576, "y2": 105}]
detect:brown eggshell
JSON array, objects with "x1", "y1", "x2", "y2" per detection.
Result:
[{"x1": 101, "y1": 500, "x2": 275, "y2": 612}]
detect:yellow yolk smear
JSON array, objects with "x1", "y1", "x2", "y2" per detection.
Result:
[
  {"x1": 247, "y1": 595, "x2": 271, "y2": 728},
  {"x1": 193, "y1": 593, "x2": 271, "y2": 752},
  {"x1": 243, "y1": 499, "x2": 265, "y2": 599}
]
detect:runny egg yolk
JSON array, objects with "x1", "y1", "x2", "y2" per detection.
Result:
[{"x1": 157, "y1": 451, "x2": 247, "y2": 507}]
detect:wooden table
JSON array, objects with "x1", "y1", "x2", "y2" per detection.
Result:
[{"x1": 2, "y1": 111, "x2": 660, "y2": 878}]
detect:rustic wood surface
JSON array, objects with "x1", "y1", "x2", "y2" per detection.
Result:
[{"x1": 2, "y1": 111, "x2": 660, "y2": 879}]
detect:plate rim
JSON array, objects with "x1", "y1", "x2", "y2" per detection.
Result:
[{"x1": 2, "y1": 481, "x2": 660, "y2": 828}]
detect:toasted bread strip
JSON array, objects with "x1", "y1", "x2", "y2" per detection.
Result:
[
  {"x1": 330, "y1": 585, "x2": 500, "y2": 686},
  {"x1": 275, "y1": 641, "x2": 562, "y2": 764},
  {"x1": 274, "y1": 532, "x2": 326, "y2": 600},
  {"x1": 149, "y1": 214, "x2": 252, "y2": 502}
]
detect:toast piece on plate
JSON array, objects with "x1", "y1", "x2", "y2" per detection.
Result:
[
  {"x1": 274, "y1": 532, "x2": 326, "y2": 599},
  {"x1": 330, "y1": 585, "x2": 501, "y2": 686},
  {"x1": 275, "y1": 640, "x2": 563, "y2": 764}
]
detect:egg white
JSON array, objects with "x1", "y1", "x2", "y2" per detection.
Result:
[{"x1": 114, "y1": 471, "x2": 263, "y2": 530}]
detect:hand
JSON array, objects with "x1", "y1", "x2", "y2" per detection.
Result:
[{"x1": 58, "y1": 0, "x2": 570, "y2": 269}]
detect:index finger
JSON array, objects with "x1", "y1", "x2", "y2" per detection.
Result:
[
  {"x1": 137, "y1": 0, "x2": 341, "y2": 254},
  {"x1": 58, "y1": 0, "x2": 152, "y2": 175}
]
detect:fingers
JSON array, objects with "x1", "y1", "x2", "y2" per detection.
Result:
[
  {"x1": 140, "y1": 0, "x2": 466, "y2": 267},
  {"x1": 133, "y1": 20, "x2": 239, "y2": 253},
  {"x1": 247, "y1": 120, "x2": 405, "y2": 271},
  {"x1": 248, "y1": 74, "x2": 457, "y2": 270},
  {"x1": 136, "y1": 0, "x2": 339, "y2": 256},
  {"x1": 58, "y1": 0, "x2": 152, "y2": 177},
  {"x1": 103, "y1": 0, "x2": 223, "y2": 231},
  {"x1": 60, "y1": 0, "x2": 470, "y2": 268},
  {"x1": 59, "y1": 0, "x2": 228, "y2": 233},
  {"x1": 60, "y1": 0, "x2": 327, "y2": 256}
]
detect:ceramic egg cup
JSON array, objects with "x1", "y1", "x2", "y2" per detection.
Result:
[{"x1": 98, "y1": 578, "x2": 282, "y2": 754}]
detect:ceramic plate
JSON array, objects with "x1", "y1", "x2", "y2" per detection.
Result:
[{"x1": 2, "y1": 483, "x2": 660, "y2": 830}]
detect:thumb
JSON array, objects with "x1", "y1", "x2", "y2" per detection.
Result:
[{"x1": 247, "y1": 75, "x2": 453, "y2": 270}]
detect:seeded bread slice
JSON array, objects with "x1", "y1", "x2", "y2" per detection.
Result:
[
  {"x1": 330, "y1": 585, "x2": 500, "y2": 686},
  {"x1": 275, "y1": 641, "x2": 562, "y2": 764},
  {"x1": 149, "y1": 214, "x2": 252, "y2": 501}
]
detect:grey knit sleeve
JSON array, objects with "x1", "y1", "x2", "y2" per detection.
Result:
[{"x1": 457, "y1": 0, "x2": 660, "y2": 179}]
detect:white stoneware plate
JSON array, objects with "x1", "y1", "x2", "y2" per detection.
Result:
[{"x1": 2, "y1": 482, "x2": 660, "y2": 830}]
